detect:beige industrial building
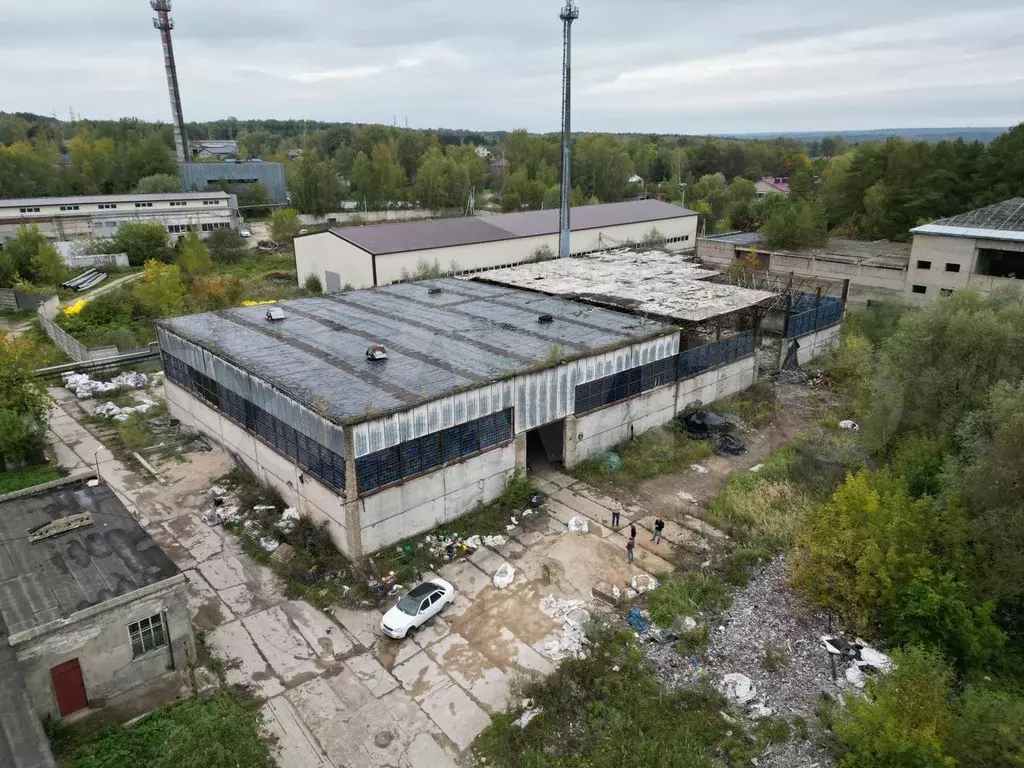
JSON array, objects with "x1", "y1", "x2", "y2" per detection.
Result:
[
  {"x1": 0, "y1": 478, "x2": 191, "y2": 723},
  {"x1": 157, "y1": 264, "x2": 790, "y2": 558},
  {"x1": 698, "y1": 233, "x2": 909, "y2": 307},
  {"x1": 294, "y1": 200, "x2": 698, "y2": 292},
  {"x1": 0, "y1": 192, "x2": 240, "y2": 244},
  {"x1": 906, "y1": 199, "x2": 1024, "y2": 302}
]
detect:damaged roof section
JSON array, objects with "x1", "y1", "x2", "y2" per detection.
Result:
[
  {"x1": 0, "y1": 480, "x2": 179, "y2": 637},
  {"x1": 469, "y1": 249, "x2": 778, "y2": 323}
]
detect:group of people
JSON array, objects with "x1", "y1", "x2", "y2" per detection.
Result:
[{"x1": 612, "y1": 509, "x2": 665, "y2": 564}]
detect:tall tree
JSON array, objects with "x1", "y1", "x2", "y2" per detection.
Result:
[
  {"x1": 292, "y1": 149, "x2": 342, "y2": 217},
  {"x1": 350, "y1": 143, "x2": 406, "y2": 209}
]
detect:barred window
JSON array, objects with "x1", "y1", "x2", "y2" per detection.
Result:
[
  {"x1": 128, "y1": 614, "x2": 165, "y2": 658},
  {"x1": 355, "y1": 409, "x2": 513, "y2": 493},
  {"x1": 574, "y1": 356, "x2": 680, "y2": 415}
]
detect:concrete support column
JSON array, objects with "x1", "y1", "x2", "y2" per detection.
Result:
[
  {"x1": 562, "y1": 414, "x2": 580, "y2": 468},
  {"x1": 514, "y1": 433, "x2": 527, "y2": 474},
  {"x1": 342, "y1": 427, "x2": 363, "y2": 559}
]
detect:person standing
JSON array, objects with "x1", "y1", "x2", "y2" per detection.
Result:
[
  {"x1": 611, "y1": 509, "x2": 621, "y2": 527},
  {"x1": 630, "y1": 523, "x2": 637, "y2": 540},
  {"x1": 652, "y1": 519, "x2": 665, "y2": 544},
  {"x1": 626, "y1": 536, "x2": 635, "y2": 564}
]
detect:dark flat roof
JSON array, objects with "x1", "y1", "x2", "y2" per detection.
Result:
[
  {"x1": 922, "y1": 198, "x2": 1024, "y2": 232},
  {"x1": 160, "y1": 278, "x2": 675, "y2": 425},
  {"x1": 326, "y1": 199, "x2": 697, "y2": 255},
  {"x1": 0, "y1": 481, "x2": 179, "y2": 637}
]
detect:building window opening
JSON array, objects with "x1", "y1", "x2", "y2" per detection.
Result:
[
  {"x1": 945, "y1": 263, "x2": 961, "y2": 273},
  {"x1": 917, "y1": 260, "x2": 932, "y2": 270},
  {"x1": 977, "y1": 248, "x2": 1023, "y2": 279},
  {"x1": 128, "y1": 614, "x2": 166, "y2": 657},
  {"x1": 912, "y1": 285, "x2": 927, "y2": 294},
  {"x1": 940, "y1": 288, "x2": 954, "y2": 297}
]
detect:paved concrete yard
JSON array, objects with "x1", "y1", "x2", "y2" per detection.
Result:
[{"x1": 47, "y1": 393, "x2": 695, "y2": 767}]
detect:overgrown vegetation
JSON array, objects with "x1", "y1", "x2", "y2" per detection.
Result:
[
  {"x1": 712, "y1": 381, "x2": 780, "y2": 429},
  {"x1": 646, "y1": 573, "x2": 731, "y2": 628},
  {"x1": 571, "y1": 422, "x2": 714, "y2": 488},
  {"x1": 0, "y1": 335, "x2": 52, "y2": 469},
  {"x1": 474, "y1": 624, "x2": 770, "y2": 767},
  {"x1": 45, "y1": 691, "x2": 275, "y2": 768}
]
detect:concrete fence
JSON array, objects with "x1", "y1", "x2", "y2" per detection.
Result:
[
  {"x1": 35, "y1": 295, "x2": 139, "y2": 363},
  {"x1": 298, "y1": 208, "x2": 450, "y2": 227}
]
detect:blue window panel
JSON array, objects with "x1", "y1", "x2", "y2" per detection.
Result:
[
  {"x1": 441, "y1": 426, "x2": 462, "y2": 463},
  {"x1": 460, "y1": 421, "x2": 480, "y2": 455},
  {"x1": 401, "y1": 440, "x2": 424, "y2": 476},
  {"x1": 420, "y1": 433, "x2": 442, "y2": 469},
  {"x1": 377, "y1": 447, "x2": 402, "y2": 486},
  {"x1": 355, "y1": 455, "x2": 378, "y2": 492}
]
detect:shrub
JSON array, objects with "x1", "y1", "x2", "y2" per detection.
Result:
[
  {"x1": 304, "y1": 274, "x2": 323, "y2": 294},
  {"x1": 113, "y1": 221, "x2": 171, "y2": 266},
  {"x1": 206, "y1": 228, "x2": 249, "y2": 263},
  {"x1": 269, "y1": 207, "x2": 301, "y2": 244},
  {"x1": 646, "y1": 573, "x2": 731, "y2": 627}
]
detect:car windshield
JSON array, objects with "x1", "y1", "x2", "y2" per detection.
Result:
[{"x1": 396, "y1": 593, "x2": 423, "y2": 616}]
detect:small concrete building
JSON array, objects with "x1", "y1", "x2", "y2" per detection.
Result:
[
  {"x1": 0, "y1": 479, "x2": 190, "y2": 721},
  {"x1": 294, "y1": 199, "x2": 698, "y2": 292},
  {"x1": 156, "y1": 275, "x2": 775, "y2": 558},
  {"x1": 0, "y1": 191, "x2": 239, "y2": 244},
  {"x1": 906, "y1": 199, "x2": 1024, "y2": 302}
]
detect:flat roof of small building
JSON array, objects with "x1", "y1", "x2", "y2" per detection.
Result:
[
  {"x1": 320, "y1": 199, "x2": 697, "y2": 256},
  {"x1": 703, "y1": 233, "x2": 911, "y2": 269},
  {"x1": 0, "y1": 191, "x2": 231, "y2": 209},
  {"x1": 701, "y1": 232, "x2": 763, "y2": 246},
  {"x1": 160, "y1": 278, "x2": 676, "y2": 425},
  {"x1": 0, "y1": 480, "x2": 179, "y2": 637},
  {"x1": 469, "y1": 249, "x2": 778, "y2": 323},
  {"x1": 912, "y1": 198, "x2": 1024, "y2": 243}
]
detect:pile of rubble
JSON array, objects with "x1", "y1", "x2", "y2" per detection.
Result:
[
  {"x1": 538, "y1": 595, "x2": 590, "y2": 661},
  {"x1": 644, "y1": 557, "x2": 853, "y2": 768},
  {"x1": 63, "y1": 371, "x2": 148, "y2": 399},
  {"x1": 93, "y1": 398, "x2": 156, "y2": 422}
]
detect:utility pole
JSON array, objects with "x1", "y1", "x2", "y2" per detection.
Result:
[{"x1": 558, "y1": 1, "x2": 579, "y2": 259}]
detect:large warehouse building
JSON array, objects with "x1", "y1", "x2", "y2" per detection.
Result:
[
  {"x1": 0, "y1": 192, "x2": 239, "y2": 244},
  {"x1": 294, "y1": 199, "x2": 698, "y2": 292},
  {"x1": 158, "y1": 271, "x2": 772, "y2": 558}
]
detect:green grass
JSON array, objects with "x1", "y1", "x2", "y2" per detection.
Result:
[
  {"x1": 571, "y1": 424, "x2": 714, "y2": 488},
  {"x1": 712, "y1": 381, "x2": 780, "y2": 429},
  {"x1": 0, "y1": 465, "x2": 62, "y2": 495},
  {"x1": 473, "y1": 623, "x2": 761, "y2": 768},
  {"x1": 646, "y1": 573, "x2": 732, "y2": 628},
  {"x1": 45, "y1": 691, "x2": 275, "y2": 768},
  {"x1": 209, "y1": 253, "x2": 296, "y2": 280}
]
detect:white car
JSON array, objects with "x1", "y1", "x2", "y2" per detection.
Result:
[
  {"x1": 380, "y1": 579, "x2": 455, "y2": 639},
  {"x1": 239, "y1": 228, "x2": 252, "y2": 238}
]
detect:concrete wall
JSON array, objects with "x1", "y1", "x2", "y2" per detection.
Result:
[
  {"x1": 298, "y1": 209, "x2": 445, "y2": 226},
  {"x1": 164, "y1": 380, "x2": 351, "y2": 553},
  {"x1": 907, "y1": 234, "x2": 1024, "y2": 302},
  {"x1": 696, "y1": 239, "x2": 739, "y2": 269},
  {"x1": 568, "y1": 355, "x2": 757, "y2": 466},
  {"x1": 779, "y1": 324, "x2": 842, "y2": 369},
  {"x1": 770, "y1": 252, "x2": 905, "y2": 307},
  {"x1": 357, "y1": 441, "x2": 517, "y2": 553},
  {"x1": 10, "y1": 577, "x2": 191, "y2": 720}
]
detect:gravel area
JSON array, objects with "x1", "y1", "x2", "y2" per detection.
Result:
[{"x1": 645, "y1": 557, "x2": 841, "y2": 768}]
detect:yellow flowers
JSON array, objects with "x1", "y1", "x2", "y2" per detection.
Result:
[
  {"x1": 241, "y1": 299, "x2": 278, "y2": 307},
  {"x1": 63, "y1": 299, "x2": 89, "y2": 316}
]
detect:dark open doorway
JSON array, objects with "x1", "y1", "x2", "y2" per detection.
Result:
[{"x1": 526, "y1": 420, "x2": 565, "y2": 472}]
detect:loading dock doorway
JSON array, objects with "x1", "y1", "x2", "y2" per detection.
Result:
[{"x1": 526, "y1": 420, "x2": 564, "y2": 471}]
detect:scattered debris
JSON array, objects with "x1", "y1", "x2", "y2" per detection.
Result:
[
  {"x1": 277, "y1": 507, "x2": 300, "y2": 533},
  {"x1": 839, "y1": 420, "x2": 860, "y2": 431},
  {"x1": 93, "y1": 398, "x2": 156, "y2": 421},
  {"x1": 720, "y1": 673, "x2": 758, "y2": 706},
  {"x1": 492, "y1": 563, "x2": 516, "y2": 589},
  {"x1": 464, "y1": 535, "x2": 482, "y2": 550},
  {"x1": 538, "y1": 596, "x2": 589, "y2": 660},
  {"x1": 749, "y1": 464, "x2": 765, "y2": 473},
  {"x1": 690, "y1": 464, "x2": 709, "y2": 474},
  {"x1": 482, "y1": 534, "x2": 507, "y2": 548},
  {"x1": 628, "y1": 608, "x2": 650, "y2": 633},
  {"x1": 567, "y1": 516, "x2": 589, "y2": 533},
  {"x1": 259, "y1": 536, "x2": 280, "y2": 553},
  {"x1": 209, "y1": 485, "x2": 229, "y2": 499},
  {"x1": 529, "y1": 492, "x2": 544, "y2": 508},
  {"x1": 599, "y1": 452, "x2": 622, "y2": 472},
  {"x1": 591, "y1": 582, "x2": 621, "y2": 606},
  {"x1": 63, "y1": 371, "x2": 148, "y2": 400},
  {"x1": 821, "y1": 635, "x2": 893, "y2": 690},
  {"x1": 631, "y1": 574, "x2": 659, "y2": 593},
  {"x1": 675, "y1": 490, "x2": 698, "y2": 505},
  {"x1": 682, "y1": 616, "x2": 698, "y2": 631},
  {"x1": 515, "y1": 707, "x2": 541, "y2": 728},
  {"x1": 682, "y1": 410, "x2": 732, "y2": 439},
  {"x1": 714, "y1": 434, "x2": 747, "y2": 456}
]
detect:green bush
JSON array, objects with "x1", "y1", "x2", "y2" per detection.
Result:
[
  {"x1": 646, "y1": 573, "x2": 731, "y2": 627},
  {"x1": 304, "y1": 273, "x2": 323, "y2": 294}
]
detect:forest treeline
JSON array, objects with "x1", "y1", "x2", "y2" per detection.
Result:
[{"x1": 2, "y1": 112, "x2": 1023, "y2": 243}]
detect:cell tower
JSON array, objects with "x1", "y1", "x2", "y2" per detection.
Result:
[
  {"x1": 558, "y1": 1, "x2": 579, "y2": 259},
  {"x1": 151, "y1": 0, "x2": 189, "y2": 163}
]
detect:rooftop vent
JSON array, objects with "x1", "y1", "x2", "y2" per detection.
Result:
[
  {"x1": 28, "y1": 513, "x2": 94, "y2": 543},
  {"x1": 366, "y1": 344, "x2": 388, "y2": 362},
  {"x1": 266, "y1": 307, "x2": 286, "y2": 322},
  {"x1": 537, "y1": 314, "x2": 554, "y2": 324},
  {"x1": 428, "y1": 287, "x2": 443, "y2": 295}
]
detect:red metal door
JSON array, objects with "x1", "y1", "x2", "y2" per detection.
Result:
[{"x1": 51, "y1": 659, "x2": 88, "y2": 717}]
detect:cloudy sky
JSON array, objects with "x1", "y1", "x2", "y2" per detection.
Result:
[{"x1": 2, "y1": 0, "x2": 1023, "y2": 134}]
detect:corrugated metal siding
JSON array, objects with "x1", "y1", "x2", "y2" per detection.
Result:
[
  {"x1": 157, "y1": 327, "x2": 346, "y2": 455},
  {"x1": 352, "y1": 333, "x2": 679, "y2": 457}
]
